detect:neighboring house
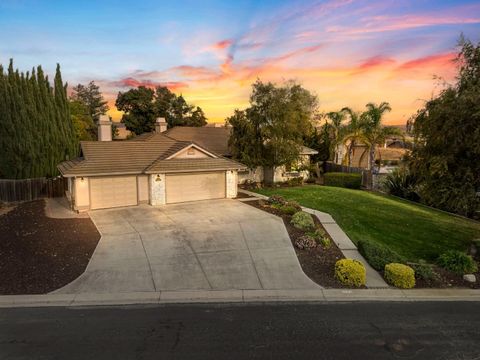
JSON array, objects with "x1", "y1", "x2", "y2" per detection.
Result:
[
  {"x1": 58, "y1": 117, "x2": 245, "y2": 212},
  {"x1": 113, "y1": 122, "x2": 131, "y2": 140},
  {"x1": 165, "y1": 125, "x2": 318, "y2": 184},
  {"x1": 334, "y1": 140, "x2": 408, "y2": 171}
]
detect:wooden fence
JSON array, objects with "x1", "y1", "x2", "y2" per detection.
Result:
[
  {"x1": 324, "y1": 161, "x2": 364, "y2": 174},
  {"x1": 0, "y1": 177, "x2": 67, "y2": 202}
]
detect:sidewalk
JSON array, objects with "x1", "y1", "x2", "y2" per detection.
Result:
[
  {"x1": 1, "y1": 288, "x2": 479, "y2": 308},
  {"x1": 238, "y1": 189, "x2": 388, "y2": 288}
]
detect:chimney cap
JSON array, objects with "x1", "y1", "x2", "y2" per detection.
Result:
[
  {"x1": 156, "y1": 117, "x2": 166, "y2": 123},
  {"x1": 98, "y1": 114, "x2": 112, "y2": 124}
]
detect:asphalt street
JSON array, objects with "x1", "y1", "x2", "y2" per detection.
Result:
[{"x1": 1, "y1": 302, "x2": 480, "y2": 359}]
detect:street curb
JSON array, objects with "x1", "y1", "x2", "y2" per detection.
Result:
[{"x1": 1, "y1": 289, "x2": 479, "y2": 308}]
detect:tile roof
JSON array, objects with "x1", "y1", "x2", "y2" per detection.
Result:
[
  {"x1": 165, "y1": 126, "x2": 318, "y2": 156},
  {"x1": 164, "y1": 126, "x2": 231, "y2": 156},
  {"x1": 58, "y1": 132, "x2": 245, "y2": 177}
]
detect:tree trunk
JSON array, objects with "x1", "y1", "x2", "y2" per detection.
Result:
[{"x1": 368, "y1": 146, "x2": 375, "y2": 189}]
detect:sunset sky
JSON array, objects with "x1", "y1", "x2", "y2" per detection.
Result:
[{"x1": 1, "y1": 0, "x2": 479, "y2": 124}]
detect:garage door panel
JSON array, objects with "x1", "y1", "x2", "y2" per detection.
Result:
[
  {"x1": 166, "y1": 172, "x2": 225, "y2": 204},
  {"x1": 90, "y1": 176, "x2": 138, "y2": 210}
]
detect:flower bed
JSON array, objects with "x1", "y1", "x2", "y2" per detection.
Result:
[{"x1": 245, "y1": 198, "x2": 361, "y2": 288}]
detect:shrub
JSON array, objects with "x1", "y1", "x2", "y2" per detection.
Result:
[
  {"x1": 437, "y1": 250, "x2": 478, "y2": 275},
  {"x1": 286, "y1": 177, "x2": 304, "y2": 187},
  {"x1": 268, "y1": 195, "x2": 287, "y2": 206},
  {"x1": 357, "y1": 240, "x2": 405, "y2": 271},
  {"x1": 306, "y1": 228, "x2": 331, "y2": 248},
  {"x1": 324, "y1": 172, "x2": 361, "y2": 189},
  {"x1": 335, "y1": 259, "x2": 366, "y2": 287},
  {"x1": 384, "y1": 167, "x2": 419, "y2": 201},
  {"x1": 291, "y1": 211, "x2": 315, "y2": 231},
  {"x1": 319, "y1": 236, "x2": 331, "y2": 249},
  {"x1": 384, "y1": 263, "x2": 415, "y2": 289},
  {"x1": 288, "y1": 200, "x2": 303, "y2": 212},
  {"x1": 278, "y1": 205, "x2": 298, "y2": 215},
  {"x1": 410, "y1": 261, "x2": 437, "y2": 281},
  {"x1": 294, "y1": 235, "x2": 317, "y2": 250}
]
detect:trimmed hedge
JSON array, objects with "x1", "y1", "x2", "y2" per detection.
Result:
[
  {"x1": 357, "y1": 240, "x2": 405, "y2": 271},
  {"x1": 384, "y1": 263, "x2": 415, "y2": 289},
  {"x1": 324, "y1": 172, "x2": 362, "y2": 189},
  {"x1": 335, "y1": 259, "x2": 366, "y2": 287}
]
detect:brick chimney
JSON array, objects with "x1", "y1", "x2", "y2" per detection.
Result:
[
  {"x1": 98, "y1": 115, "x2": 112, "y2": 141},
  {"x1": 155, "y1": 117, "x2": 167, "y2": 133}
]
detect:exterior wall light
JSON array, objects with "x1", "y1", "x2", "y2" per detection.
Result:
[
  {"x1": 80, "y1": 177, "x2": 84, "y2": 182},
  {"x1": 155, "y1": 174, "x2": 162, "y2": 182}
]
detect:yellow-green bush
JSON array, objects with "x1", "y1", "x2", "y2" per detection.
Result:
[
  {"x1": 384, "y1": 263, "x2": 415, "y2": 289},
  {"x1": 334, "y1": 259, "x2": 366, "y2": 287}
]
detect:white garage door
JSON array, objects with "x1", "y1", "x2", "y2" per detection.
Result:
[
  {"x1": 90, "y1": 176, "x2": 138, "y2": 210},
  {"x1": 166, "y1": 172, "x2": 226, "y2": 204}
]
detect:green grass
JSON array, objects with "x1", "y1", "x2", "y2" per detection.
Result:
[{"x1": 255, "y1": 185, "x2": 480, "y2": 262}]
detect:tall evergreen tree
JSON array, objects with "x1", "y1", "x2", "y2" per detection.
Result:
[{"x1": 0, "y1": 60, "x2": 78, "y2": 179}]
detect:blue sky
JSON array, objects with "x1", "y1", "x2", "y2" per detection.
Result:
[{"x1": 1, "y1": 0, "x2": 479, "y2": 123}]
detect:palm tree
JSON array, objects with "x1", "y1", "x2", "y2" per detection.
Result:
[
  {"x1": 325, "y1": 110, "x2": 346, "y2": 163},
  {"x1": 360, "y1": 102, "x2": 403, "y2": 173},
  {"x1": 339, "y1": 107, "x2": 367, "y2": 166}
]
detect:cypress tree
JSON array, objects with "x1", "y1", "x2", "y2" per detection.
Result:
[{"x1": 0, "y1": 60, "x2": 79, "y2": 179}]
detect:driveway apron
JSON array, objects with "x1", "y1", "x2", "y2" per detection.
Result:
[{"x1": 54, "y1": 199, "x2": 319, "y2": 294}]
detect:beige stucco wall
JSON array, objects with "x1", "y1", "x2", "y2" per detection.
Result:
[
  {"x1": 237, "y1": 166, "x2": 264, "y2": 184},
  {"x1": 137, "y1": 175, "x2": 149, "y2": 203},
  {"x1": 226, "y1": 170, "x2": 237, "y2": 198},
  {"x1": 172, "y1": 147, "x2": 210, "y2": 159},
  {"x1": 149, "y1": 174, "x2": 166, "y2": 205},
  {"x1": 74, "y1": 177, "x2": 90, "y2": 211}
]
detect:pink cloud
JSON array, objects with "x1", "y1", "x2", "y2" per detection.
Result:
[
  {"x1": 112, "y1": 77, "x2": 188, "y2": 91},
  {"x1": 327, "y1": 12, "x2": 480, "y2": 35}
]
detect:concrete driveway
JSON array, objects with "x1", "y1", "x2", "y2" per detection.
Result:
[{"x1": 55, "y1": 199, "x2": 319, "y2": 294}]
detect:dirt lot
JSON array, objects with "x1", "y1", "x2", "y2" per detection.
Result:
[{"x1": 0, "y1": 199, "x2": 100, "y2": 294}]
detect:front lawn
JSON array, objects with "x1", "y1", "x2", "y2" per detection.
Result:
[{"x1": 255, "y1": 186, "x2": 480, "y2": 263}]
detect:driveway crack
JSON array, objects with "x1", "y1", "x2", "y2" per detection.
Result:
[
  {"x1": 137, "y1": 231, "x2": 157, "y2": 292},
  {"x1": 239, "y1": 222, "x2": 264, "y2": 289}
]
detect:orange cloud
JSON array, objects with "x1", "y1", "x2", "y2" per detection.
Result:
[{"x1": 397, "y1": 52, "x2": 456, "y2": 71}]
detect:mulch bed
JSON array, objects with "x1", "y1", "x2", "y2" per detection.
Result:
[
  {"x1": 0, "y1": 199, "x2": 100, "y2": 294},
  {"x1": 246, "y1": 200, "x2": 353, "y2": 288},
  {"x1": 412, "y1": 265, "x2": 480, "y2": 289}
]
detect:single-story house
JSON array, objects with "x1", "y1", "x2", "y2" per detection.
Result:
[
  {"x1": 164, "y1": 125, "x2": 318, "y2": 184},
  {"x1": 334, "y1": 141, "x2": 409, "y2": 169},
  {"x1": 58, "y1": 117, "x2": 246, "y2": 212}
]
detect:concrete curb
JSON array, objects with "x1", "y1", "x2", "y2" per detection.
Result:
[{"x1": 1, "y1": 289, "x2": 479, "y2": 308}]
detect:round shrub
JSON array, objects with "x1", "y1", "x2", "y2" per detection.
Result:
[
  {"x1": 278, "y1": 205, "x2": 298, "y2": 215},
  {"x1": 437, "y1": 250, "x2": 478, "y2": 275},
  {"x1": 294, "y1": 235, "x2": 317, "y2": 250},
  {"x1": 287, "y1": 200, "x2": 303, "y2": 212},
  {"x1": 384, "y1": 263, "x2": 415, "y2": 289},
  {"x1": 291, "y1": 211, "x2": 315, "y2": 231},
  {"x1": 334, "y1": 259, "x2": 366, "y2": 287},
  {"x1": 357, "y1": 240, "x2": 405, "y2": 271},
  {"x1": 267, "y1": 195, "x2": 287, "y2": 206}
]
